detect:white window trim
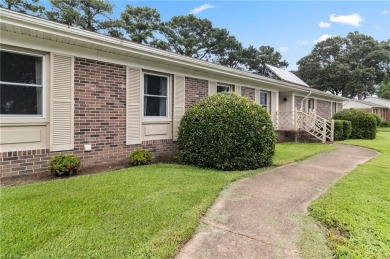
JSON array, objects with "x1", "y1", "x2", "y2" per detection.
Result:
[
  {"x1": 142, "y1": 72, "x2": 171, "y2": 122},
  {"x1": 260, "y1": 90, "x2": 271, "y2": 113},
  {"x1": 0, "y1": 48, "x2": 47, "y2": 120},
  {"x1": 217, "y1": 83, "x2": 233, "y2": 93}
]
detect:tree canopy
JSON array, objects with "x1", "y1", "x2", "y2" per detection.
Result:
[
  {"x1": 46, "y1": 0, "x2": 114, "y2": 32},
  {"x1": 296, "y1": 32, "x2": 389, "y2": 98}
]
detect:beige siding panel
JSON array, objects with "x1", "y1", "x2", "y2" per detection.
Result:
[
  {"x1": 209, "y1": 81, "x2": 217, "y2": 95},
  {"x1": 1, "y1": 129, "x2": 41, "y2": 144},
  {"x1": 126, "y1": 67, "x2": 142, "y2": 145},
  {"x1": 235, "y1": 85, "x2": 241, "y2": 95},
  {"x1": 173, "y1": 75, "x2": 185, "y2": 141},
  {"x1": 50, "y1": 53, "x2": 74, "y2": 151},
  {"x1": 142, "y1": 123, "x2": 172, "y2": 141}
]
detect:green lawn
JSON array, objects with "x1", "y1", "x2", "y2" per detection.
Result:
[
  {"x1": 309, "y1": 132, "x2": 390, "y2": 258},
  {"x1": 378, "y1": 127, "x2": 390, "y2": 132},
  {"x1": 1, "y1": 143, "x2": 334, "y2": 258}
]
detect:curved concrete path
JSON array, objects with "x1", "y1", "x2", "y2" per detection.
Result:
[{"x1": 177, "y1": 144, "x2": 378, "y2": 259}]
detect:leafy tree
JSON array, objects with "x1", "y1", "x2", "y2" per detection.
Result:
[
  {"x1": 160, "y1": 14, "x2": 216, "y2": 59},
  {"x1": 46, "y1": 0, "x2": 114, "y2": 32},
  {"x1": 242, "y1": 45, "x2": 288, "y2": 76},
  {"x1": 120, "y1": 5, "x2": 161, "y2": 44},
  {"x1": 377, "y1": 81, "x2": 390, "y2": 99},
  {"x1": 1, "y1": 0, "x2": 44, "y2": 15},
  {"x1": 212, "y1": 29, "x2": 244, "y2": 69},
  {"x1": 296, "y1": 32, "x2": 386, "y2": 98}
]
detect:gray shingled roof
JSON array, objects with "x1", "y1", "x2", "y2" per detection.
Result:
[{"x1": 266, "y1": 64, "x2": 309, "y2": 87}]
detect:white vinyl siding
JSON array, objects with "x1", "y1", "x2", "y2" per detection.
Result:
[
  {"x1": 126, "y1": 66, "x2": 142, "y2": 145},
  {"x1": 173, "y1": 75, "x2": 185, "y2": 141},
  {"x1": 50, "y1": 53, "x2": 74, "y2": 151}
]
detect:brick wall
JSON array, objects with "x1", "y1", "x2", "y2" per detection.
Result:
[
  {"x1": 185, "y1": 77, "x2": 208, "y2": 109},
  {"x1": 0, "y1": 58, "x2": 177, "y2": 178},
  {"x1": 316, "y1": 100, "x2": 331, "y2": 119},
  {"x1": 241, "y1": 86, "x2": 255, "y2": 101}
]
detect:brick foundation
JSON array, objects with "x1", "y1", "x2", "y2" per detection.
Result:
[
  {"x1": 276, "y1": 130, "x2": 322, "y2": 143},
  {"x1": 185, "y1": 77, "x2": 208, "y2": 109},
  {"x1": 0, "y1": 58, "x2": 177, "y2": 178},
  {"x1": 241, "y1": 86, "x2": 255, "y2": 101}
]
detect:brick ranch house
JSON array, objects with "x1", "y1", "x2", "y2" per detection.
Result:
[
  {"x1": 343, "y1": 97, "x2": 390, "y2": 121},
  {"x1": 0, "y1": 9, "x2": 346, "y2": 178}
]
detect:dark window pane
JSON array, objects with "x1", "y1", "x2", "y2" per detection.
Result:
[
  {"x1": 0, "y1": 84, "x2": 42, "y2": 115},
  {"x1": 260, "y1": 92, "x2": 268, "y2": 107},
  {"x1": 0, "y1": 51, "x2": 42, "y2": 84},
  {"x1": 144, "y1": 96, "x2": 167, "y2": 116},
  {"x1": 217, "y1": 85, "x2": 230, "y2": 92},
  {"x1": 144, "y1": 74, "x2": 167, "y2": 96}
]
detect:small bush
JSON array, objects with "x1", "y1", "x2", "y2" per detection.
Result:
[
  {"x1": 130, "y1": 150, "x2": 152, "y2": 166},
  {"x1": 48, "y1": 154, "x2": 81, "y2": 176},
  {"x1": 380, "y1": 121, "x2": 390, "y2": 127},
  {"x1": 370, "y1": 114, "x2": 381, "y2": 126},
  {"x1": 178, "y1": 93, "x2": 275, "y2": 171},
  {"x1": 333, "y1": 120, "x2": 352, "y2": 141},
  {"x1": 333, "y1": 109, "x2": 376, "y2": 139}
]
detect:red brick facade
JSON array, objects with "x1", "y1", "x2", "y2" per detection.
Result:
[
  {"x1": 316, "y1": 100, "x2": 331, "y2": 119},
  {"x1": 0, "y1": 58, "x2": 177, "y2": 178},
  {"x1": 185, "y1": 77, "x2": 209, "y2": 109},
  {"x1": 241, "y1": 86, "x2": 256, "y2": 101}
]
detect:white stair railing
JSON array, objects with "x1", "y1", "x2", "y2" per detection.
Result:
[{"x1": 275, "y1": 110, "x2": 334, "y2": 144}]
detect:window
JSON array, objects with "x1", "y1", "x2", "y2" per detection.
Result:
[
  {"x1": 0, "y1": 51, "x2": 43, "y2": 115},
  {"x1": 308, "y1": 98, "x2": 315, "y2": 111},
  {"x1": 332, "y1": 102, "x2": 337, "y2": 115},
  {"x1": 260, "y1": 91, "x2": 270, "y2": 112},
  {"x1": 144, "y1": 74, "x2": 168, "y2": 117},
  {"x1": 217, "y1": 84, "x2": 231, "y2": 93}
]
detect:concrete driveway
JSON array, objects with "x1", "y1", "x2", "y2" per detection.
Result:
[{"x1": 176, "y1": 144, "x2": 378, "y2": 259}]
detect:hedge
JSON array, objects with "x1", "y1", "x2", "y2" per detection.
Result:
[
  {"x1": 333, "y1": 109, "x2": 376, "y2": 139},
  {"x1": 178, "y1": 93, "x2": 275, "y2": 171},
  {"x1": 334, "y1": 120, "x2": 352, "y2": 141}
]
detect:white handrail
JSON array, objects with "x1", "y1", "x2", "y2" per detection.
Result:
[{"x1": 275, "y1": 110, "x2": 334, "y2": 144}]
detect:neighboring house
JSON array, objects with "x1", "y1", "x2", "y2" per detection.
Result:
[
  {"x1": 343, "y1": 98, "x2": 389, "y2": 121},
  {"x1": 0, "y1": 9, "x2": 346, "y2": 177}
]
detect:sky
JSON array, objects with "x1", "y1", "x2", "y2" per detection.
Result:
[{"x1": 44, "y1": 1, "x2": 390, "y2": 71}]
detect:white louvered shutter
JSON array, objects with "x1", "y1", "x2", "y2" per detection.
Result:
[
  {"x1": 255, "y1": 89, "x2": 261, "y2": 103},
  {"x1": 126, "y1": 67, "x2": 142, "y2": 145},
  {"x1": 173, "y1": 75, "x2": 185, "y2": 141},
  {"x1": 209, "y1": 81, "x2": 217, "y2": 95},
  {"x1": 50, "y1": 53, "x2": 74, "y2": 151},
  {"x1": 235, "y1": 85, "x2": 241, "y2": 95}
]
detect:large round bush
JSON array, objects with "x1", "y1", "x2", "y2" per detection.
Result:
[
  {"x1": 178, "y1": 93, "x2": 275, "y2": 170},
  {"x1": 332, "y1": 109, "x2": 376, "y2": 139}
]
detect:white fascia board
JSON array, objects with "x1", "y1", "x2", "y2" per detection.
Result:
[{"x1": 0, "y1": 8, "x2": 347, "y2": 102}]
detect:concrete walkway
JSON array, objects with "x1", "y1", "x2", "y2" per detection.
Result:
[{"x1": 177, "y1": 144, "x2": 379, "y2": 259}]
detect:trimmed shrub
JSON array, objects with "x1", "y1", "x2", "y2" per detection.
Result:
[
  {"x1": 380, "y1": 121, "x2": 390, "y2": 127},
  {"x1": 342, "y1": 120, "x2": 352, "y2": 139},
  {"x1": 333, "y1": 120, "x2": 352, "y2": 141},
  {"x1": 370, "y1": 114, "x2": 381, "y2": 126},
  {"x1": 178, "y1": 93, "x2": 275, "y2": 171},
  {"x1": 333, "y1": 109, "x2": 376, "y2": 139},
  {"x1": 130, "y1": 149, "x2": 152, "y2": 166},
  {"x1": 48, "y1": 154, "x2": 81, "y2": 176}
]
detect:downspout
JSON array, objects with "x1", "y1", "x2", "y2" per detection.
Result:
[{"x1": 300, "y1": 90, "x2": 312, "y2": 112}]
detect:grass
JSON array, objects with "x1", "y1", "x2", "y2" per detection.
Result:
[
  {"x1": 378, "y1": 127, "x2": 390, "y2": 132},
  {"x1": 309, "y1": 132, "x2": 390, "y2": 258},
  {"x1": 1, "y1": 142, "x2": 334, "y2": 258},
  {"x1": 273, "y1": 142, "x2": 336, "y2": 166}
]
